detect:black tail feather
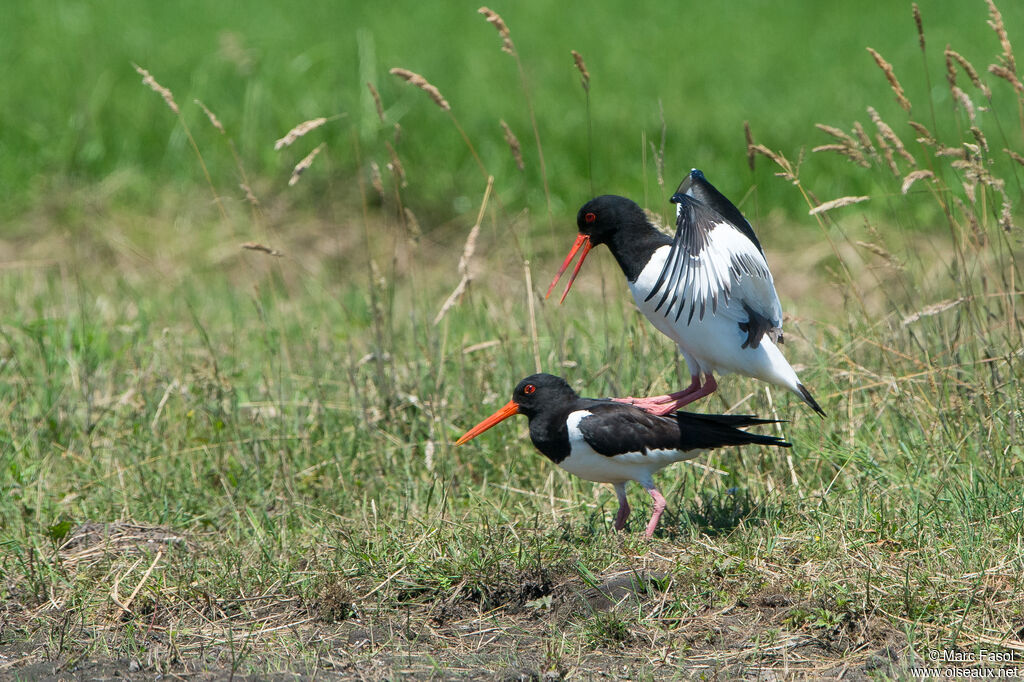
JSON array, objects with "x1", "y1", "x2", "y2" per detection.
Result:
[
  {"x1": 672, "y1": 412, "x2": 791, "y2": 450},
  {"x1": 798, "y1": 383, "x2": 826, "y2": 417}
]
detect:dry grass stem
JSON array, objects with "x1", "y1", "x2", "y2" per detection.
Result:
[
  {"x1": 288, "y1": 143, "x2": 325, "y2": 186},
  {"x1": 744, "y1": 121, "x2": 755, "y2": 171},
  {"x1": 500, "y1": 120, "x2": 524, "y2": 171},
  {"x1": 389, "y1": 68, "x2": 451, "y2": 111},
  {"x1": 900, "y1": 169, "x2": 935, "y2": 194},
  {"x1": 240, "y1": 183, "x2": 259, "y2": 206},
  {"x1": 866, "y1": 47, "x2": 912, "y2": 112},
  {"x1": 384, "y1": 141, "x2": 407, "y2": 188},
  {"x1": 945, "y1": 47, "x2": 991, "y2": 98},
  {"x1": 367, "y1": 82, "x2": 385, "y2": 122},
  {"x1": 478, "y1": 7, "x2": 515, "y2": 56},
  {"x1": 274, "y1": 118, "x2": 328, "y2": 151},
  {"x1": 403, "y1": 207, "x2": 422, "y2": 238},
  {"x1": 856, "y1": 241, "x2": 904, "y2": 269},
  {"x1": 434, "y1": 177, "x2": 493, "y2": 325},
  {"x1": 571, "y1": 50, "x2": 590, "y2": 93},
  {"x1": 133, "y1": 64, "x2": 179, "y2": 115},
  {"x1": 808, "y1": 196, "x2": 870, "y2": 215},
  {"x1": 1005, "y1": 148, "x2": 1024, "y2": 166},
  {"x1": 241, "y1": 242, "x2": 283, "y2": 257},
  {"x1": 985, "y1": 0, "x2": 1016, "y2": 74},
  {"x1": 194, "y1": 99, "x2": 225, "y2": 134},
  {"x1": 369, "y1": 161, "x2": 385, "y2": 201}
]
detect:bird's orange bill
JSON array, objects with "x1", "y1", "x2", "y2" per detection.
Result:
[
  {"x1": 545, "y1": 234, "x2": 592, "y2": 303},
  {"x1": 455, "y1": 400, "x2": 520, "y2": 445}
]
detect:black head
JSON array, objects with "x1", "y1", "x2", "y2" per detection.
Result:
[
  {"x1": 510, "y1": 373, "x2": 579, "y2": 418},
  {"x1": 455, "y1": 373, "x2": 579, "y2": 445},
  {"x1": 576, "y1": 195, "x2": 647, "y2": 246}
]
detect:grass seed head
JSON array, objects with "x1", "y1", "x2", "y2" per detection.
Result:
[
  {"x1": 985, "y1": 0, "x2": 1016, "y2": 74},
  {"x1": 900, "y1": 169, "x2": 935, "y2": 194},
  {"x1": 385, "y1": 141, "x2": 407, "y2": 188},
  {"x1": 275, "y1": 118, "x2": 328, "y2": 151},
  {"x1": 1005, "y1": 148, "x2": 1024, "y2": 167},
  {"x1": 945, "y1": 47, "x2": 991, "y2": 98},
  {"x1": 367, "y1": 82, "x2": 385, "y2": 122},
  {"x1": 913, "y1": 4, "x2": 925, "y2": 51},
  {"x1": 988, "y1": 64, "x2": 1024, "y2": 94},
  {"x1": 571, "y1": 50, "x2": 590, "y2": 93},
  {"x1": 809, "y1": 195, "x2": 870, "y2": 215},
  {"x1": 389, "y1": 68, "x2": 451, "y2": 111},
  {"x1": 868, "y1": 107, "x2": 916, "y2": 167},
  {"x1": 194, "y1": 99, "x2": 225, "y2": 134},
  {"x1": 478, "y1": 7, "x2": 516, "y2": 56},
  {"x1": 133, "y1": 64, "x2": 179, "y2": 115},
  {"x1": 288, "y1": 143, "x2": 325, "y2": 186},
  {"x1": 866, "y1": 47, "x2": 912, "y2": 112},
  {"x1": 500, "y1": 119, "x2": 524, "y2": 171}
]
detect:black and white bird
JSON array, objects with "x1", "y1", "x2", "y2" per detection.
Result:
[
  {"x1": 546, "y1": 169, "x2": 825, "y2": 417},
  {"x1": 455, "y1": 373, "x2": 791, "y2": 538}
]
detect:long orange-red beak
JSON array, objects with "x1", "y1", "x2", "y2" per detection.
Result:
[
  {"x1": 545, "y1": 234, "x2": 593, "y2": 303},
  {"x1": 455, "y1": 400, "x2": 520, "y2": 445}
]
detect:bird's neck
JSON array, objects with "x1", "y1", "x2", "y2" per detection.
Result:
[
  {"x1": 527, "y1": 411, "x2": 571, "y2": 464},
  {"x1": 607, "y1": 221, "x2": 672, "y2": 282}
]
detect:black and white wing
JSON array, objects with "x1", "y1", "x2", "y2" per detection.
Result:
[
  {"x1": 644, "y1": 169, "x2": 784, "y2": 348},
  {"x1": 577, "y1": 401, "x2": 682, "y2": 456}
]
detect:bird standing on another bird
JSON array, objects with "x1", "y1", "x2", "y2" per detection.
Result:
[
  {"x1": 546, "y1": 169, "x2": 824, "y2": 417},
  {"x1": 455, "y1": 373, "x2": 791, "y2": 538}
]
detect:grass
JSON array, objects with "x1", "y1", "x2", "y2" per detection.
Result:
[{"x1": 1, "y1": 1, "x2": 1023, "y2": 679}]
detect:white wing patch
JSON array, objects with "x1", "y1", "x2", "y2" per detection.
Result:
[
  {"x1": 561, "y1": 410, "x2": 698, "y2": 485},
  {"x1": 648, "y1": 201, "x2": 783, "y2": 330}
]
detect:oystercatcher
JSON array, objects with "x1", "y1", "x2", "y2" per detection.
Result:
[
  {"x1": 546, "y1": 169, "x2": 824, "y2": 417},
  {"x1": 455, "y1": 373, "x2": 791, "y2": 538}
]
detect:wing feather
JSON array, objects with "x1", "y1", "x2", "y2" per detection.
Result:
[{"x1": 644, "y1": 171, "x2": 784, "y2": 348}]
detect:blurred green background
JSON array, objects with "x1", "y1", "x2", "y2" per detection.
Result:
[{"x1": 3, "y1": 0, "x2": 1021, "y2": 227}]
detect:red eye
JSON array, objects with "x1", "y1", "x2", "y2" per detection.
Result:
[
  {"x1": 523, "y1": 384, "x2": 536, "y2": 394},
  {"x1": 585, "y1": 212, "x2": 596, "y2": 224}
]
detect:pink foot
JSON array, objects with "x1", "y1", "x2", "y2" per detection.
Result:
[
  {"x1": 643, "y1": 487, "x2": 668, "y2": 538},
  {"x1": 612, "y1": 375, "x2": 718, "y2": 416}
]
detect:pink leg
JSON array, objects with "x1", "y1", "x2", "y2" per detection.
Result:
[
  {"x1": 643, "y1": 486, "x2": 668, "y2": 538},
  {"x1": 613, "y1": 374, "x2": 718, "y2": 416},
  {"x1": 613, "y1": 482, "x2": 630, "y2": 531}
]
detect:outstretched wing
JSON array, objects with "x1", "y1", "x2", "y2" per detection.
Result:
[{"x1": 644, "y1": 170, "x2": 784, "y2": 348}]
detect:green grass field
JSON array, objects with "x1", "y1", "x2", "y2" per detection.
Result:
[{"x1": 2, "y1": 1, "x2": 1023, "y2": 679}]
